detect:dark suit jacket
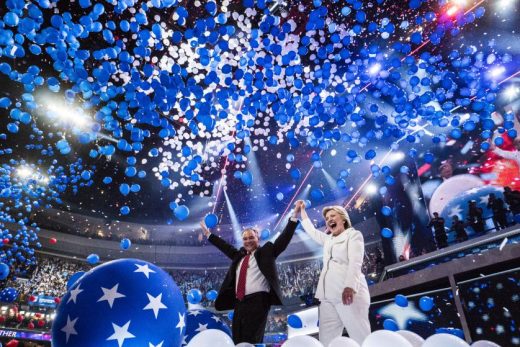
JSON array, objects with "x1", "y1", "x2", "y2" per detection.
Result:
[{"x1": 208, "y1": 219, "x2": 298, "y2": 311}]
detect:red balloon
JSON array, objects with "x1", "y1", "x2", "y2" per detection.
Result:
[
  {"x1": 28, "y1": 295, "x2": 36, "y2": 302},
  {"x1": 28, "y1": 322, "x2": 35, "y2": 329},
  {"x1": 37, "y1": 319, "x2": 45, "y2": 327},
  {"x1": 16, "y1": 314, "x2": 23, "y2": 322},
  {"x1": 34, "y1": 313, "x2": 41, "y2": 318},
  {"x1": 6, "y1": 339, "x2": 19, "y2": 347},
  {"x1": 49, "y1": 238, "x2": 57, "y2": 244},
  {"x1": 0, "y1": 316, "x2": 5, "y2": 323},
  {"x1": 54, "y1": 297, "x2": 61, "y2": 304},
  {"x1": 2, "y1": 238, "x2": 9, "y2": 244}
]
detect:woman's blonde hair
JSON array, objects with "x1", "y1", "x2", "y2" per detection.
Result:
[{"x1": 322, "y1": 205, "x2": 352, "y2": 229}]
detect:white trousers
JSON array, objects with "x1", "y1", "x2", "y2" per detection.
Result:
[{"x1": 318, "y1": 299, "x2": 371, "y2": 346}]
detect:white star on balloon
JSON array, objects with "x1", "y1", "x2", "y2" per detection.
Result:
[
  {"x1": 176, "y1": 312, "x2": 186, "y2": 334},
  {"x1": 106, "y1": 321, "x2": 135, "y2": 347},
  {"x1": 134, "y1": 263, "x2": 156, "y2": 279},
  {"x1": 448, "y1": 204, "x2": 463, "y2": 218},
  {"x1": 378, "y1": 302, "x2": 427, "y2": 330},
  {"x1": 143, "y1": 293, "x2": 167, "y2": 319},
  {"x1": 479, "y1": 195, "x2": 489, "y2": 205},
  {"x1": 211, "y1": 315, "x2": 222, "y2": 323},
  {"x1": 188, "y1": 310, "x2": 202, "y2": 316},
  {"x1": 181, "y1": 334, "x2": 189, "y2": 346},
  {"x1": 61, "y1": 315, "x2": 78, "y2": 343},
  {"x1": 195, "y1": 323, "x2": 208, "y2": 333},
  {"x1": 98, "y1": 283, "x2": 126, "y2": 308},
  {"x1": 149, "y1": 341, "x2": 164, "y2": 347},
  {"x1": 67, "y1": 285, "x2": 84, "y2": 304}
]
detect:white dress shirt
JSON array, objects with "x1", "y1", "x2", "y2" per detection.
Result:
[{"x1": 235, "y1": 249, "x2": 270, "y2": 296}]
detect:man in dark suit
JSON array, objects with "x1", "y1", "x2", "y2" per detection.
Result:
[{"x1": 200, "y1": 207, "x2": 299, "y2": 344}]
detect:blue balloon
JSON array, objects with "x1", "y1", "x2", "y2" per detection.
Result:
[
  {"x1": 383, "y1": 318, "x2": 399, "y2": 331},
  {"x1": 120, "y1": 206, "x2": 130, "y2": 215},
  {"x1": 419, "y1": 296, "x2": 435, "y2": 311},
  {"x1": 120, "y1": 238, "x2": 132, "y2": 250},
  {"x1": 66, "y1": 271, "x2": 85, "y2": 290},
  {"x1": 187, "y1": 289, "x2": 202, "y2": 304},
  {"x1": 287, "y1": 314, "x2": 303, "y2": 328},
  {"x1": 381, "y1": 228, "x2": 393, "y2": 238},
  {"x1": 310, "y1": 188, "x2": 325, "y2": 201},
  {"x1": 394, "y1": 294, "x2": 408, "y2": 307},
  {"x1": 0, "y1": 263, "x2": 10, "y2": 280},
  {"x1": 206, "y1": 290, "x2": 218, "y2": 301},
  {"x1": 227, "y1": 311, "x2": 234, "y2": 320},
  {"x1": 260, "y1": 228, "x2": 270, "y2": 240},
  {"x1": 185, "y1": 309, "x2": 231, "y2": 343},
  {"x1": 174, "y1": 205, "x2": 190, "y2": 221},
  {"x1": 204, "y1": 213, "x2": 218, "y2": 228},
  {"x1": 86, "y1": 253, "x2": 100, "y2": 265},
  {"x1": 0, "y1": 287, "x2": 18, "y2": 303},
  {"x1": 52, "y1": 259, "x2": 186, "y2": 347},
  {"x1": 241, "y1": 171, "x2": 253, "y2": 186},
  {"x1": 381, "y1": 206, "x2": 392, "y2": 216}
]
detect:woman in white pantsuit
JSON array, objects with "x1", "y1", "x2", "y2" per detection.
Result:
[{"x1": 295, "y1": 201, "x2": 371, "y2": 346}]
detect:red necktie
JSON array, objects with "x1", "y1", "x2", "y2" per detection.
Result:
[{"x1": 236, "y1": 254, "x2": 250, "y2": 301}]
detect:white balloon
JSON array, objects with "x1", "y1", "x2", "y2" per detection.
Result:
[
  {"x1": 328, "y1": 336, "x2": 361, "y2": 347},
  {"x1": 361, "y1": 330, "x2": 413, "y2": 347},
  {"x1": 186, "y1": 329, "x2": 235, "y2": 347},
  {"x1": 282, "y1": 335, "x2": 324, "y2": 347},
  {"x1": 235, "y1": 343, "x2": 255, "y2": 347},
  {"x1": 396, "y1": 330, "x2": 425, "y2": 347},
  {"x1": 423, "y1": 334, "x2": 470, "y2": 347},
  {"x1": 471, "y1": 341, "x2": 501, "y2": 347}
]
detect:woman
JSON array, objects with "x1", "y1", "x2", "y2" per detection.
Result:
[{"x1": 295, "y1": 200, "x2": 371, "y2": 346}]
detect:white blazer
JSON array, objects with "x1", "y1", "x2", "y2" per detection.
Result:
[{"x1": 301, "y1": 218, "x2": 370, "y2": 304}]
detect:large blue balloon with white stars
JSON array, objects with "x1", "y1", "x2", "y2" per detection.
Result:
[
  {"x1": 52, "y1": 258, "x2": 186, "y2": 347},
  {"x1": 183, "y1": 309, "x2": 231, "y2": 346}
]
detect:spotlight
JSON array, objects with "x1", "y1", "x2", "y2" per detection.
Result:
[
  {"x1": 365, "y1": 183, "x2": 377, "y2": 195},
  {"x1": 489, "y1": 66, "x2": 506, "y2": 79},
  {"x1": 368, "y1": 63, "x2": 381, "y2": 76},
  {"x1": 504, "y1": 85, "x2": 519, "y2": 99},
  {"x1": 330, "y1": 149, "x2": 337, "y2": 157},
  {"x1": 446, "y1": 5, "x2": 459, "y2": 16},
  {"x1": 497, "y1": 0, "x2": 515, "y2": 10},
  {"x1": 15, "y1": 165, "x2": 49, "y2": 185}
]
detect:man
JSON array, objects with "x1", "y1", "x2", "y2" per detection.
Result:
[
  {"x1": 487, "y1": 193, "x2": 508, "y2": 230},
  {"x1": 200, "y1": 208, "x2": 299, "y2": 344},
  {"x1": 427, "y1": 212, "x2": 448, "y2": 249}
]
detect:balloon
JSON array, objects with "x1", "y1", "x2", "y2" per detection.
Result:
[
  {"x1": 383, "y1": 318, "x2": 399, "y2": 331},
  {"x1": 52, "y1": 259, "x2": 186, "y2": 347},
  {"x1": 328, "y1": 336, "x2": 361, "y2": 347},
  {"x1": 187, "y1": 289, "x2": 202, "y2": 304},
  {"x1": 422, "y1": 334, "x2": 470, "y2": 347},
  {"x1": 282, "y1": 335, "x2": 323, "y2": 347},
  {"x1": 396, "y1": 330, "x2": 424, "y2": 347},
  {"x1": 186, "y1": 329, "x2": 234, "y2": 347},
  {"x1": 419, "y1": 296, "x2": 434, "y2": 311},
  {"x1": 381, "y1": 228, "x2": 393, "y2": 238},
  {"x1": 0, "y1": 287, "x2": 18, "y2": 303},
  {"x1": 260, "y1": 228, "x2": 270, "y2": 240},
  {"x1": 471, "y1": 341, "x2": 501, "y2": 347},
  {"x1": 204, "y1": 213, "x2": 219, "y2": 228},
  {"x1": 394, "y1": 294, "x2": 408, "y2": 307},
  {"x1": 66, "y1": 271, "x2": 85, "y2": 290},
  {"x1": 0, "y1": 262, "x2": 10, "y2": 280},
  {"x1": 227, "y1": 311, "x2": 233, "y2": 320},
  {"x1": 49, "y1": 237, "x2": 57, "y2": 244},
  {"x1": 86, "y1": 253, "x2": 100, "y2": 265},
  {"x1": 287, "y1": 314, "x2": 303, "y2": 328},
  {"x1": 184, "y1": 309, "x2": 231, "y2": 345},
  {"x1": 174, "y1": 205, "x2": 190, "y2": 221},
  {"x1": 361, "y1": 330, "x2": 413, "y2": 347},
  {"x1": 120, "y1": 238, "x2": 132, "y2": 250},
  {"x1": 205, "y1": 290, "x2": 218, "y2": 301},
  {"x1": 381, "y1": 206, "x2": 392, "y2": 216}
]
